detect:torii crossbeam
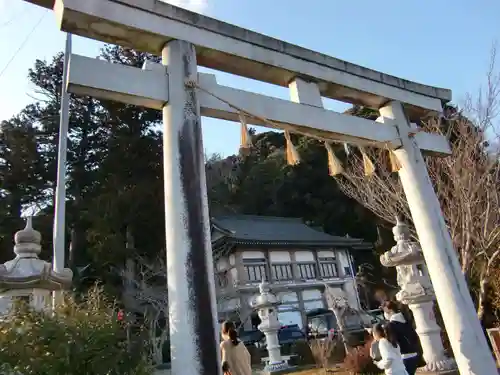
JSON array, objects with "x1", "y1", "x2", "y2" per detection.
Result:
[{"x1": 24, "y1": 1, "x2": 496, "y2": 374}]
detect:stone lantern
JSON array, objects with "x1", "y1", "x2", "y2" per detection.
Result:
[
  {"x1": 380, "y1": 217, "x2": 456, "y2": 374},
  {"x1": 251, "y1": 280, "x2": 290, "y2": 373},
  {"x1": 0, "y1": 217, "x2": 73, "y2": 314}
]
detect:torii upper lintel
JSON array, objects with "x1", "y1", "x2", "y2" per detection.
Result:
[{"x1": 26, "y1": 0, "x2": 450, "y2": 119}]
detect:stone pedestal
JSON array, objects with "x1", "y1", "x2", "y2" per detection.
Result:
[
  {"x1": 409, "y1": 300, "x2": 455, "y2": 373},
  {"x1": 380, "y1": 218, "x2": 457, "y2": 374},
  {"x1": 405, "y1": 301, "x2": 456, "y2": 373},
  {"x1": 251, "y1": 281, "x2": 294, "y2": 374},
  {"x1": 417, "y1": 371, "x2": 459, "y2": 375}
]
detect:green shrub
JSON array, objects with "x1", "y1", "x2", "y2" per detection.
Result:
[{"x1": 0, "y1": 286, "x2": 152, "y2": 375}]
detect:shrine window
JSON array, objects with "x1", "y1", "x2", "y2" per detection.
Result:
[
  {"x1": 243, "y1": 258, "x2": 267, "y2": 283},
  {"x1": 318, "y1": 257, "x2": 338, "y2": 278},
  {"x1": 298, "y1": 263, "x2": 317, "y2": 280},
  {"x1": 344, "y1": 266, "x2": 351, "y2": 276},
  {"x1": 271, "y1": 263, "x2": 293, "y2": 281}
]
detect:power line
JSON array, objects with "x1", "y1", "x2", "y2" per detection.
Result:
[
  {"x1": 0, "y1": 11, "x2": 46, "y2": 81},
  {"x1": 0, "y1": 7, "x2": 31, "y2": 29}
]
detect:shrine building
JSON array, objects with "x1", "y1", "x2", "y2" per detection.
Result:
[{"x1": 211, "y1": 214, "x2": 372, "y2": 329}]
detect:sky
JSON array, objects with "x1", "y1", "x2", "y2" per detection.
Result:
[{"x1": 0, "y1": 0, "x2": 499, "y2": 157}]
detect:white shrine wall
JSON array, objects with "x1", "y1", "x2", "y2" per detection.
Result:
[
  {"x1": 241, "y1": 250, "x2": 266, "y2": 259},
  {"x1": 317, "y1": 250, "x2": 335, "y2": 258},
  {"x1": 337, "y1": 250, "x2": 350, "y2": 274},
  {"x1": 269, "y1": 251, "x2": 291, "y2": 263},
  {"x1": 294, "y1": 250, "x2": 315, "y2": 262}
]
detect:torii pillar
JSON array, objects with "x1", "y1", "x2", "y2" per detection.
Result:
[
  {"x1": 378, "y1": 103, "x2": 495, "y2": 374},
  {"x1": 161, "y1": 40, "x2": 220, "y2": 375}
]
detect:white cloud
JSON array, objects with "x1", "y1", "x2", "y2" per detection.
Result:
[{"x1": 159, "y1": 0, "x2": 208, "y2": 14}]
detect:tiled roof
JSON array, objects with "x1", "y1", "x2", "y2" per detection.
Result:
[{"x1": 211, "y1": 215, "x2": 371, "y2": 248}]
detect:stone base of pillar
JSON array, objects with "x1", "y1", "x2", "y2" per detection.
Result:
[
  {"x1": 261, "y1": 363, "x2": 298, "y2": 375},
  {"x1": 417, "y1": 371, "x2": 458, "y2": 375},
  {"x1": 417, "y1": 357, "x2": 458, "y2": 374}
]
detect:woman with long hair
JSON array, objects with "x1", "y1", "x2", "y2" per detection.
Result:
[
  {"x1": 372, "y1": 323, "x2": 409, "y2": 375},
  {"x1": 381, "y1": 300, "x2": 422, "y2": 375},
  {"x1": 220, "y1": 321, "x2": 252, "y2": 375}
]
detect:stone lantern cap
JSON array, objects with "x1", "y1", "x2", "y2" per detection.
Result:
[
  {"x1": 392, "y1": 215, "x2": 409, "y2": 240},
  {"x1": 380, "y1": 216, "x2": 425, "y2": 267},
  {"x1": 0, "y1": 217, "x2": 73, "y2": 292},
  {"x1": 252, "y1": 280, "x2": 280, "y2": 308}
]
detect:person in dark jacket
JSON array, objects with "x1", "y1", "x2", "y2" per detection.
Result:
[{"x1": 382, "y1": 301, "x2": 422, "y2": 375}]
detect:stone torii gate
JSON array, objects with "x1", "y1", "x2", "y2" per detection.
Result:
[{"x1": 24, "y1": 0, "x2": 496, "y2": 374}]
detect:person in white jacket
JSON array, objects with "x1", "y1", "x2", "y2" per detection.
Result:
[{"x1": 372, "y1": 323, "x2": 409, "y2": 375}]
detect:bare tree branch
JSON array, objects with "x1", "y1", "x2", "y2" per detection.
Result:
[
  {"x1": 120, "y1": 256, "x2": 169, "y2": 365},
  {"x1": 336, "y1": 45, "x2": 500, "y2": 320}
]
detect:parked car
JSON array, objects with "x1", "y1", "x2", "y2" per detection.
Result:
[
  {"x1": 239, "y1": 324, "x2": 306, "y2": 350},
  {"x1": 272, "y1": 324, "x2": 306, "y2": 352},
  {"x1": 366, "y1": 308, "x2": 385, "y2": 323},
  {"x1": 239, "y1": 328, "x2": 265, "y2": 347},
  {"x1": 305, "y1": 308, "x2": 375, "y2": 347}
]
